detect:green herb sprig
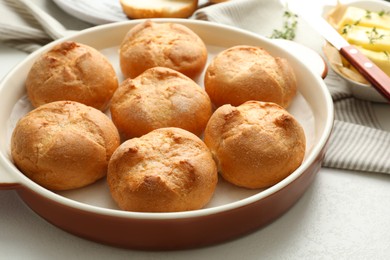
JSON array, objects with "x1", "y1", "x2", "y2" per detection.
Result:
[
  {"x1": 365, "y1": 10, "x2": 372, "y2": 19},
  {"x1": 378, "y1": 10, "x2": 390, "y2": 17},
  {"x1": 366, "y1": 27, "x2": 385, "y2": 44},
  {"x1": 384, "y1": 51, "x2": 389, "y2": 60},
  {"x1": 341, "y1": 19, "x2": 361, "y2": 35},
  {"x1": 270, "y1": 9, "x2": 298, "y2": 40},
  {"x1": 341, "y1": 24, "x2": 352, "y2": 35}
]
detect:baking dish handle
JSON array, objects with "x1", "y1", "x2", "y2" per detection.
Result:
[{"x1": 0, "y1": 156, "x2": 21, "y2": 190}]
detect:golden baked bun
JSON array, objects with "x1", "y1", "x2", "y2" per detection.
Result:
[
  {"x1": 26, "y1": 41, "x2": 118, "y2": 111},
  {"x1": 120, "y1": 0, "x2": 198, "y2": 19},
  {"x1": 119, "y1": 20, "x2": 207, "y2": 79},
  {"x1": 204, "y1": 101, "x2": 306, "y2": 189},
  {"x1": 11, "y1": 101, "x2": 120, "y2": 191},
  {"x1": 107, "y1": 127, "x2": 218, "y2": 212},
  {"x1": 110, "y1": 67, "x2": 212, "y2": 140},
  {"x1": 204, "y1": 45, "x2": 297, "y2": 108}
]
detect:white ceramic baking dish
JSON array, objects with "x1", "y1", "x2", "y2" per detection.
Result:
[{"x1": 0, "y1": 19, "x2": 333, "y2": 250}]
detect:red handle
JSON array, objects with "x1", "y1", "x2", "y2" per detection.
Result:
[{"x1": 340, "y1": 45, "x2": 390, "y2": 102}]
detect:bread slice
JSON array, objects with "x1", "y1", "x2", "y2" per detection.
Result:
[{"x1": 120, "y1": 0, "x2": 198, "y2": 19}]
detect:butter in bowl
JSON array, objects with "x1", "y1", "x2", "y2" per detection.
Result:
[{"x1": 323, "y1": 0, "x2": 390, "y2": 102}]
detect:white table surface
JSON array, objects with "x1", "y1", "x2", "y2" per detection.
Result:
[{"x1": 1, "y1": 1, "x2": 390, "y2": 259}]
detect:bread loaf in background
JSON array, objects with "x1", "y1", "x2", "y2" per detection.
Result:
[
  {"x1": 209, "y1": 0, "x2": 230, "y2": 3},
  {"x1": 120, "y1": 0, "x2": 198, "y2": 19}
]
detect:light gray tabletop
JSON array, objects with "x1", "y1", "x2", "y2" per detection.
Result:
[{"x1": 1, "y1": 0, "x2": 390, "y2": 258}]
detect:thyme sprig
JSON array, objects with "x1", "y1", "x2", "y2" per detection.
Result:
[
  {"x1": 366, "y1": 27, "x2": 385, "y2": 44},
  {"x1": 341, "y1": 24, "x2": 352, "y2": 35},
  {"x1": 384, "y1": 51, "x2": 389, "y2": 60},
  {"x1": 341, "y1": 19, "x2": 361, "y2": 35},
  {"x1": 270, "y1": 9, "x2": 298, "y2": 40},
  {"x1": 365, "y1": 10, "x2": 372, "y2": 19},
  {"x1": 378, "y1": 10, "x2": 390, "y2": 17}
]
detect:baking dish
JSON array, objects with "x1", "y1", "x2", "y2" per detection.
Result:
[{"x1": 0, "y1": 19, "x2": 333, "y2": 250}]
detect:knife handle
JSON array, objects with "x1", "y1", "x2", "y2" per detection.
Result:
[{"x1": 340, "y1": 45, "x2": 390, "y2": 102}]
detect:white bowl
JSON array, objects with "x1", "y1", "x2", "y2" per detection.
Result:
[
  {"x1": 323, "y1": 0, "x2": 390, "y2": 103},
  {"x1": 0, "y1": 19, "x2": 333, "y2": 250}
]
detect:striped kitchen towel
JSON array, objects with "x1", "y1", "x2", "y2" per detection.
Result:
[
  {"x1": 0, "y1": 0, "x2": 90, "y2": 52},
  {"x1": 194, "y1": 0, "x2": 390, "y2": 174},
  {"x1": 0, "y1": 0, "x2": 50, "y2": 52}
]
